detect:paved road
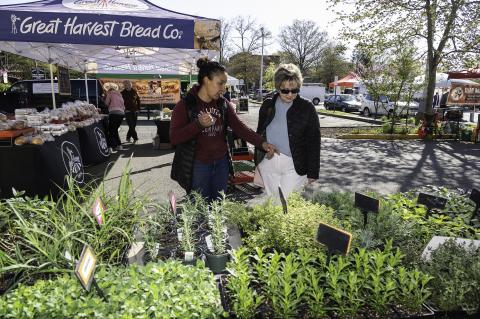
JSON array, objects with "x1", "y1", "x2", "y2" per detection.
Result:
[
  {"x1": 91, "y1": 110, "x2": 480, "y2": 204},
  {"x1": 238, "y1": 105, "x2": 378, "y2": 129}
]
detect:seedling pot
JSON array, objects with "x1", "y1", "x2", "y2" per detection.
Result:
[{"x1": 206, "y1": 253, "x2": 229, "y2": 274}]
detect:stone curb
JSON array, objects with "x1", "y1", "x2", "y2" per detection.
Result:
[
  {"x1": 338, "y1": 134, "x2": 458, "y2": 140},
  {"x1": 318, "y1": 110, "x2": 384, "y2": 125}
]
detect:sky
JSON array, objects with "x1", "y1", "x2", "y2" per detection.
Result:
[{"x1": 1, "y1": 0, "x2": 352, "y2": 55}]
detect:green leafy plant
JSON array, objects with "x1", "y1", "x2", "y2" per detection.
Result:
[
  {"x1": 421, "y1": 239, "x2": 480, "y2": 314},
  {"x1": 237, "y1": 193, "x2": 349, "y2": 254},
  {"x1": 0, "y1": 164, "x2": 148, "y2": 288},
  {"x1": 226, "y1": 248, "x2": 263, "y2": 319},
  {"x1": 0, "y1": 261, "x2": 225, "y2": 318},
  {"x1": 208, "y1": 194, "x2": 228, "y2": 255}
]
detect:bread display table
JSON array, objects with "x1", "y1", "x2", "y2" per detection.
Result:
[{"x1": 0, "y1": 131, "x2": 85, "y2": 198}]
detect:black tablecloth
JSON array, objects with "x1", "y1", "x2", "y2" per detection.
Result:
[
  {"x1": 154, "y1": 119, "x2": 171, "y2": 143},
  {"x1": 77, "y1": 121, "x2": 109, "y2": 165},
  {"x1": 0, "y1": 130, "x2": 85, "y2": 199}
]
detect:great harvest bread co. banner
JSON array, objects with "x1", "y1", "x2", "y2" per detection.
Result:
[
  {"x1": 447, "y1": 84, "x2": 480, "y2": 105},
  {"x1": 0, "y1": 0, "x2": 220, "y2": 50},
  {"x1": 100, "y1": 79, "x2": 180, "y2": 105}
]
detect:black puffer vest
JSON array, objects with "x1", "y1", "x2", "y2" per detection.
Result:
[
  {"x1": 255, "y1": 93, "x2": 321, "y2": 179},
  {"x1": 170, "y1": 93, "x2": 232, "y2": 192}
]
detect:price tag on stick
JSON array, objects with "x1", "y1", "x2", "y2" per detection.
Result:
[
  {"x1": 316, "y1": 223, "x2": 352, "y2": 263},
  {"x1": 355, "y1": 192, "x2": 379, "y2": 227},
  {"x1": 278, "y1": 186, "x2": 288, "y2": 214},
  {"x1": 91, "y1": 197, "x2": 105, "y2": 225}
]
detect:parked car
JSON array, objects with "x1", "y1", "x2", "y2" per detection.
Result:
[
  {"x1": 250, "y1": 89, "x2": 272, "y2": 100},
  {"x1": 324, "y1": 94, "x2": 361, "y2": 112},
  {"x1": 360, "y1": 94, "x2": 418, "y2": 117},
  {"x1": 0, "y1": 79, "x2": 105, "y2": 114}
]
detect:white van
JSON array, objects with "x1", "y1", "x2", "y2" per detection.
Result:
[{"x1": 300, "y1": 83, "x2": 326, "y2": 105}]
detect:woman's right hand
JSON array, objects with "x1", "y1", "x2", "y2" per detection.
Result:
[{"x1": 198, "y1": 111, "x2": 215, "y2": 128}]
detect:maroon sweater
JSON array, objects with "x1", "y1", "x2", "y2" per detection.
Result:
[{"x1": 170, "y1": 87, "x2": 264, "y2": 163}]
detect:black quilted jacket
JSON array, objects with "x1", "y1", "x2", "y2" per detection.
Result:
[{"x1": 255, "y1": 93, "x2": 321, "y2": 179}]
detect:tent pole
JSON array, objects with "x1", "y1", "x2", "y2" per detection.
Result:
[
  {"x1": 84, "y1": 68, "x2": 90, "y2": 104},
  {"x1": 48, "y1": 47, "x2": 56, "y2": 109}
]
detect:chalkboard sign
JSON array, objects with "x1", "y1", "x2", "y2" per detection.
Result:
[
  {"x1": 417, "y1": 193, "x2": 447, "y2": 211},
  {"x1": 238, "y1": 98, "x2": 248, "y2": 112},
  {"x1": 278, "y1": 186, "x2": 287, "y2": 214},
  {"x1": 316, "y1": 222, "x2": 352, "y2": 255},
  {"x1": 57, "y1": 65, "x2": 71, "y2": 96},
  {"x1": 355, "y1": 192, "x2": 379, "y2": 227},
  {"x1": 355, "y1": 193, "x2": 379, "y2": 213}
]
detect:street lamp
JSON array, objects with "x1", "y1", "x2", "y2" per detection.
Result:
[{"x1": 258, "y1": 27, "x2": 265, "y2": 102}]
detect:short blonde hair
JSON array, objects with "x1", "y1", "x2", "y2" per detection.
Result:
[{"x1": 274, "y1": 63, "x2": 303, "y2": 90}]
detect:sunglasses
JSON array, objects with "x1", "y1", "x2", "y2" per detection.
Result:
[{"x1": 280, "y1": 88, "x2": 300, "y2": 94}]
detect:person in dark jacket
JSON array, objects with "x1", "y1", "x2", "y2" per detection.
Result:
[
  {"x1": 256, "y1": 63, "x2": 320, "y2": 199},
  {"x1": 121, "y1": 80, "x2": 141, "y2": 144},
  {"x1": 223, "y1": 87, "x2": 231, "y2": 102},
  {"x1": 170, "y1": 57, "x2": 277, "y2": 202}
]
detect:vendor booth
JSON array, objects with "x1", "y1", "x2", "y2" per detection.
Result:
[{"x1": 0, "y1": 0, "x2": 220, "y2": 198}]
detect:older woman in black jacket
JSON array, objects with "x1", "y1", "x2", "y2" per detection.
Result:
[{"x1": 255, "y1": 63, "x2": 321, "y2": 198}]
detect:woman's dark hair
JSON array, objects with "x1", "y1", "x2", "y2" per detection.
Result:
[{"x1": 197, "y1": 57, "x2": 226, "y2": 87}]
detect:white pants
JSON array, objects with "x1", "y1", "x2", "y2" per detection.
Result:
[{"x1": 258, "y1": 153, "x2": 307, "y2": 200}]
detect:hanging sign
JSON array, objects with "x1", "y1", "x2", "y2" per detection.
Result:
[
  {"x1": 447, "y1": 84, "x2": 480, "y2": 105},
  {"x1": 1, "y1": 11, "x2": 195, "y2": 48}
]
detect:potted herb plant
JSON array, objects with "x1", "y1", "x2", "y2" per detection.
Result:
[{"x1": 205, "y1": 197, "x2": 229, "y2": 274}]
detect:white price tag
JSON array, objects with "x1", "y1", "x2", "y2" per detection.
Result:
[
  {"x1": 177, "y1": 228, "x2": 183, "y2": 241},
  {"x1": 184, "y1": 251, "x2": 194, "y2": 262},
  {"x1": 205, "y1": 234, "x2": 214, "y2": 252}
]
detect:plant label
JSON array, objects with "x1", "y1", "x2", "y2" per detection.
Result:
[
  {"x1": 169, "y1": 190, "x2": 177, "y2": 216},
  {"x1": 74, "y1": 244, "x2": 97, "y2": 291},
  {"x1": 470, "y1": 188, "x2": 480, "y2": 207},
  {"x1": 316, "y1": 222, "x2": 352, "y2": 255},
  {"x1": 205, "y1": 234, "x2": 214, "y2": 252},
  {"x1": 91, "y1": 197, "x2": 105, "y2": 225},
  {"x1": 64, "y1": 250, "x2": 74, "y2": 262},
  {"x1": 355, "y1": 192, "x2": 379, "y2": 213},
  {"x1": 417, "y1": 192, "x2": 447, "y2": 211},
  {"x1": 278, "y1": 186, "x2": 288, "y2": 214},
  {"x1": 177, "y1": 228, "x2": 183, "y2": 242},
  {"x1": 421, "y1": 236, "x2": 480, "y2": 260},
  {"x1": 154, "y1": 243, "x2": 160, "y2": 258},
  {"x1": 184, "y1": 251, "x2": 194, "y2": 262}
]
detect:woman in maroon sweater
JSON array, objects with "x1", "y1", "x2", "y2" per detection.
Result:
[{"x1": 170, "y1": 58, "x2": 276, "y2": 202}]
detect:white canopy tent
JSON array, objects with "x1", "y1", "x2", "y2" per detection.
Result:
[{"x1": 0, "y1": 0, "x2": 220, "y2": 107}]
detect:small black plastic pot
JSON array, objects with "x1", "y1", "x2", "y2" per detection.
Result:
[{"x1": 206, "y1": 253, "x2": 229, "y2": 274}]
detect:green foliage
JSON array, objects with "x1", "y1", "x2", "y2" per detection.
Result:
[
  {"x1": 307, "y1": 189, "x2": 479, "y2": 266},
  {"x1": 228, "y1": 244, "x2": 431, "y2": 318},
  {"x1": 0, "y1": 261, "x2": 224, "y2": 318},
  {"x1": 0, "y1": 165, "x2": 148, "y2": 286},
  {"x1": 208, "y1": 193, "x2": 228, "y2": 255},
  {"x1": 226, "y1": 248, "x2": 263, "y2": 319},
  {"x1": 421, "y1": 240, "x2": 480, "y2": 314},
  {"x1": 0, "y1": 83, "x2": 11, "y2": 92},
  {"x1": 263, "y1": 62, "x2": 276, "y2": 90},
  {"x1": 231, "y1": 193, "x2": 349, "y2": 254}
]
